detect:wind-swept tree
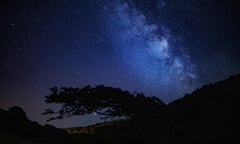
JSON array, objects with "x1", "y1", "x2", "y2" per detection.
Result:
[{"x1": 42, "y1": 85, "x2": 166, "y2": 121}]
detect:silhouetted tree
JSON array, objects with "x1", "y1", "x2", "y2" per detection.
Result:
[{"x1": 42, "y1": 85, "x2": 166, "y2": 121}]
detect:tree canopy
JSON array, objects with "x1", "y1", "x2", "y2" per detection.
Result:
[{"x1": 42, "y1": 85, "x2": 166, "y2": 121}]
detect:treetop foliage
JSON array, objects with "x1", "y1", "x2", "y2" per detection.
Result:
[{"x1": 42, "y1": 85, "x2": 166, "y2": 121}]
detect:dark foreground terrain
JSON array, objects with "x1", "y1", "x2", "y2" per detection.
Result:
[{"x1": 0, "y1": 74, "x2": 236, "y2": 144}]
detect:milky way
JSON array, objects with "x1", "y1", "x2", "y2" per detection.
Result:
[{"x1": 100, "y1": 1, "x2": 197, "y2": 100}]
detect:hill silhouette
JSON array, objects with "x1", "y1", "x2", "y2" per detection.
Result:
[
  {"x1": 0, "y1": 106, "x2": 100, "y2": 144},
  {"x1": 167, "y1": 74, "x2": 236, "y2": 144},
  {"x1": 0, "y1": 74, "x2": 237, "y2": 144}
]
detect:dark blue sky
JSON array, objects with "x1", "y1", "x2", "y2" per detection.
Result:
[{"x1": 0, "y1": 0, "x2": 239, "y2": 127}]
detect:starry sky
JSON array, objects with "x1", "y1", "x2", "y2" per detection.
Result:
[{"x1": 0, "y1": 0, "x2": 239, "y2": 127}]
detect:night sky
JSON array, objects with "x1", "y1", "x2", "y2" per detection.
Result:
[{"x1": 0, "y1": 0, "x2": 239, "y2": 128}]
